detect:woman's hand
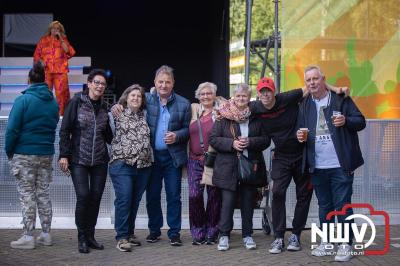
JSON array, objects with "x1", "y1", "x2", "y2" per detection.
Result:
[
  {"x1": 233, "y1": 138, "x2": 248, "y2": 151},
  {"x1": 58, "y1": 158, "x2": 69, "y2": 173}
]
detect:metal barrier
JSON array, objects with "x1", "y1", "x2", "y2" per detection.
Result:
[{"x1": 0, "y1": 118, "x2": 399, "y2": 228}]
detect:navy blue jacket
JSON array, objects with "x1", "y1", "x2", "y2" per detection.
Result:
[
  {"x1": 145, "y1": 91, "x2": 191, "y2": 167},
  {"x1": 298, "y1": 92, "x2": 366, "y2": 174}
]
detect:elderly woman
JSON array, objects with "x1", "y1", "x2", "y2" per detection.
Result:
[
  {"x1": 209, "y1": 84, "x2": 270, "y2": 251},
  {"x1": 188, "y1": 82, "x2": 224, "y2": 245},
  {"x1": 59, "y1": 69, "x2": 113, "y2": 253},
  {"x1": 109, "y1": 85, "x2": 153, "y2": 252}
]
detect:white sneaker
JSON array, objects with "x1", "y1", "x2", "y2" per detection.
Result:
[
  {"x1": 10, "y1": 235, "x2": 35, "y2": 249},
  {"x1": 269, "y1": 238, "x2": 284, "y2": 254},
  {"x1": 36, "y1": 232, "x2": 52, "y2": 246},
  {"x1": 217, "y1": 236, "x2": 229, "y2": 251},
  {"x1": 287, "y1": 234, "x2": 301, "y2": 251},
  {"x1": 311, "y1": 242, "x2": 333, "y2": 257},
  {"x1": 116, "y1": 239, "x2": 132, "y2": 252},
  {"x1": 335, "y1": 243, "x2": 353, "y2": 262},
  {"x1": 243, "y1": 236, "x2": 257, "y2": 250}
]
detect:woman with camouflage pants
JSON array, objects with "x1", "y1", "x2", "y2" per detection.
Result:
[{"x1": 5, "y1": 62, "x2": 59, "y2": 249}]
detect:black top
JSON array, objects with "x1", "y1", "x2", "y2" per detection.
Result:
[{"x1": 250, "y1": 89, "x2": 303, "y2": 155}]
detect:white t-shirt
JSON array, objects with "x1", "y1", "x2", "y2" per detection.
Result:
[
  {"x1": 313, "y1": 92, "x2": 340, "y2": 169},
  {"x1": 239, "y1": 120, "x2": 249, "y2": 157}
]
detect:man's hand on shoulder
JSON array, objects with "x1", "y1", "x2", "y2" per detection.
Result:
[{"x1": 111, "y1": 104, "x2": 123, "y2": 117}]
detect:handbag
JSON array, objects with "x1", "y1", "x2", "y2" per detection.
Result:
[
  {"x1": 196, "y1": 114, "x2": 216, "y2": 168},
  {"x1": 200, "y1": 165, "x2": 214, "y2": 186},
  {"x1": 230, "y1": 122, "x2": 267, "y2": 187}
]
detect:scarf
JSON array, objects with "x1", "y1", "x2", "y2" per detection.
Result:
[{"x1": 219, "y1": 98, "x2": 251, "y2": 123}]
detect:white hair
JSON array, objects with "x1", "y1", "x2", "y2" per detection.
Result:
[
  {"x1": 234, "y1": 83, "x2": 252, "y2": 97},
  {"x1": 195, "y1": 82, "x2": 217, "y2": 99}
]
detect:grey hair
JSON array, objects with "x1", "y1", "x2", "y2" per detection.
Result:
[
  {"x1": 195, "y1": 82, "x2": 217, "y2": 99},
  {"x1": 234, "y1": 83, "x2": 252, "y2": 97},
  {"x1": 304, "y1": 65, "x2": 325, "y2": 80},
  {"x1": 155, "y1": 65, "x2": 174, "y2": 82}
]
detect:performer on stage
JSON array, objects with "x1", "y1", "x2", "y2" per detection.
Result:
[{"x1": 34, "y1": 20, "x2": 76, "y2": 115}]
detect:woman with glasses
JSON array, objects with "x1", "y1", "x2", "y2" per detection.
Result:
[{"x1": 59, "y1": 69, "x2": 113, "y2": 253}]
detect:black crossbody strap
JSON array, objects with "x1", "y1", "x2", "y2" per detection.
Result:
[{"x1": 196, "y1": 112, "x2": 205, "y2": 153}]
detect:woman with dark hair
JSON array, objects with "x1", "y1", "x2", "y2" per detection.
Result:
[
  {"x1": 6, "y1": 62, "x2": 59, "y2": 249},
  {"x1": 109, "y1": 84, "x2": 153, "y2": 252},
  {"x1": 59, "y1": 69, "x2": 112, "y2": 253},
  {"x1": 34, "y1": 20, "x2": 75, "y2": 115}
]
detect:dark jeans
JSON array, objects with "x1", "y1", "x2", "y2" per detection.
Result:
[
  {"x1": 146, "y1": 150, "x2": 182, "y2": 239},
  {"x1": 311, "y1": 168, "x2": 354, "y2": 243},
  {"x1": 219, "y1": 184, "x2": 256, "y2": 238},
  {"x1": 70, "y1": 163, "x2": 108, "y2": 236},
  {"x1": 271, "y1": 153, "x2": 313, "y2": 238},
  {"x1": 109, "y1": 160, "x2": 152, "y2": 241}
]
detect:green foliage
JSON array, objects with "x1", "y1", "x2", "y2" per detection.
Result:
[{"x1": 230, "y1": 0, "x2": 280, "y2": 91}]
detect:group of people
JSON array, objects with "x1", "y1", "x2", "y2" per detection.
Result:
[{"x1": 5, "y1": 20, "x2": 366, "y2": 264}]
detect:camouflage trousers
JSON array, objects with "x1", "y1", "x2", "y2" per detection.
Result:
[{"x1": 9, "y1": 154, "x2": 53, "y2": 235}]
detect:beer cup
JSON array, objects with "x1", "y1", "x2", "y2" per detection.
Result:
[{"x1": 299, "y1": 128, "x2": 309, "y2": 142}]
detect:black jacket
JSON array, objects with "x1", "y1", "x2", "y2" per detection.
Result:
[
  {"x1": 297, "y1": 92, "x2": 366, "y2": 174},
  {"x1": 59, "y1": 92, "x2": 113, "y2": 166},
  {"x1": 209, "y1": 117, "x2": 270, "y2": 191}
]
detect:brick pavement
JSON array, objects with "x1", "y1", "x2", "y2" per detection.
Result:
[{"x1": 0, "y1": 226, "x2": 399, "y2": 266}]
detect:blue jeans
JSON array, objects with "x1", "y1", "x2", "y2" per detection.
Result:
[
  {"x1": 311, "y1": 168, "x2": 354, "y2": 243},
  {"x1": 146, "y1": 150, "x2": 182, "y2": 239},
  {"x1": 109, "y1": 160, "x2": 152, "y2": 240}
]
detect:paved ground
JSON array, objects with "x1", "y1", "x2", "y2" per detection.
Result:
[{"x1": 0, "y1": 226, "x2": 399, "y2": 266}]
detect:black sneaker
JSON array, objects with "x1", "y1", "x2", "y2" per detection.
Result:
[
  {"x1": 170, "y1": 236, "x2": 182, "y2": 246},
  {"x1": 206, "y1": 237, "x2": 216, "y2": 245},
  {"x1": 146, "y1": 234, "x2": 161, "y2": 243},
  {"x1": 192, "y1": 238, "x2": 206, "y2": 245},
  {"x1": 128, "y1": 235, "x2": 142, "y2": 246}
]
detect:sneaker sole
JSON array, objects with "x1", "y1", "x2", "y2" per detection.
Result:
[
  {"x1": 10, "y1": 244, "x2": 35, "y2": 249},
  {"x1": 269, "y1": 249, "x2": 282, "y2": 254},
  {"x1": 116, "y1": 246, "x2": 131, "y2": 252},
  {"x1": 287, "y1": 246, "x2": 301, "y2": 251},
  {"x1": 170, "y1": 242, "x2": 182, "y2": 246},
  {"x1": 246, "y1": 246, "x2": 257, "y2": 250},
  {"x1": 146, "y1": 238, "x2": 160, "y2": 243},
  {"x1": 217, "y1": 246, "x2": 229, "y2": 251}
]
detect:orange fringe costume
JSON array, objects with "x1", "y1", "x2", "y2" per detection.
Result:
[{"x1": 34, "y1": 35, "x2": 76, "y2": 115}]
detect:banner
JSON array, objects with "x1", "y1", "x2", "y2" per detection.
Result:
[{"x1": 281, "y1": 0, "x2": 400, "y2": 118}]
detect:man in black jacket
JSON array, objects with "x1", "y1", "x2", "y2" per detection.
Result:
[{"x1": 296, "y1": 65, "x2": 366, "y2": 262}]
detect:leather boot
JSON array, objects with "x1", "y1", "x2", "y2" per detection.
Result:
[
  {"x1": 78, "y1": 230, "x2": 89, "y2": 253},
  {"x1": 86, "y1": 229, "x2": 104, "y2": 250}
]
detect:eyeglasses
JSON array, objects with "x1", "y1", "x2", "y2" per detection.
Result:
[{"x1": 92, "y1": 80, "x2": 107, "y2": 87}]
